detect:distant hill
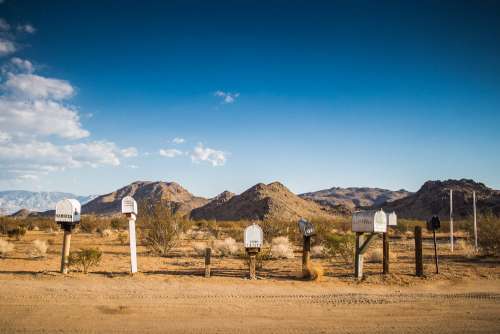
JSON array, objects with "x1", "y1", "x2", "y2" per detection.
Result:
[
  {"x1": 379, "y1": 179, "x2": 500, "y2": 220},
  {"x1": 300, "y1": 187, "x2": 411, "y2": 211},
  {"x1": 0, "y1": 190, "x2": 96, "y2": 215},
  {"x1": 82, "y1": 181, "x2": 208, "y2": 216},
  {"x1": 191, "y1": 182, "x2": 343, "y2": 221}
]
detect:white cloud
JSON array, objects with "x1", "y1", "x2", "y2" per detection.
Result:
[
  {"x1": 4, "y1": 73, "x2": 74, "y2": 100},
  {"x1": 127, "y1": 164, "x2": 139, "y2": 169},
  {"x1": 121, "y1": 147, "x2": 138, "y2": 158},
  {"x1": 10, "y1": 57, "x2": 34, "y2": 73},
  {"x1": 159, "y1": 148, "x2": 183, "y2": 158},
  {"x1": 0, "y1": 140, "x2": 122, "y2": 180},
  {"x1": 214, "y1": 90, "x2": 240, "y2": 104},
  {"x1": 0, "y1": 18, "x2": 10, "y2": 31},
  {"x1": 0, "y1": 98, "x2": 89, "y2": 139},
  {"x1": 172, "y1": 137, "x2": 185, "y2": 144},
  {"x1": 190, "y1": 143, "x2": 227, "y2": 166},
  {"x1": 17, "y1": 24, "x2": 35, "y2": 34},
  {"x1": 0, "y1": 131, "x2": 11, "y2": 143},
  {"x1": 0, "y1": 39, "x2": 15, "y2": 56}
]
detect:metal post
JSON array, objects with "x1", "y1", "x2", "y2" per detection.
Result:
[
  {"x1": 415, "y1": 226, "x2": 423, "y2": 277},
  {"x1": 450, "y1": 189, "x2": 454, "y2": 252},
  {"x1": 302, "y1": 235, "x2": 311, "y2": 277},
  {"x1": 128, "y1": 217, "x2": 138, "y2": 273},
  {"x1": 205, "y1": 247, "x2": 211, "y2": 278},
  {"x1": 60, "y1": 229, "x2": 72, "y2": 274},
  {"x1": 383, "y1": 232, "x2": 389, "y2": 275},
  {"x1": 354, "y1": 232, "x2": 364, "y2": 280},
  {"x1": 433, "y1": 229, "x2": 439, "y2": 274},
  {"x1": 473, "y1": 191, "x2": 478, "y2": 251}
]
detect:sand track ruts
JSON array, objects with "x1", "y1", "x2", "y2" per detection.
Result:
[{"x1": 1, "y1": 277, "x2": 500, "y2": 333}]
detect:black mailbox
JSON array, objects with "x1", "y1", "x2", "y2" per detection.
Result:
[{"x1": 426, "y1": 216, "x2": 441, "y2": 231}]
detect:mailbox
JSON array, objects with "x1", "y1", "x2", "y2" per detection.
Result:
[
  {"x1": 298, "y1": 218, "x2": 315, "y2": 237},
  {"x1": 386, "y1": 212, "x2": 397, "y2": 227},
  {"x1": 55, "y1": 199, "x2": 81, "y2": 228},
  {"x1": 244, "y1": 223, "x2": 263, "y2": 249},
  {"x1": 426, "y1": 216, "x2": 441, "y2": 231},
  {"x1": 352, "y1": 209, "x2": 387, "y2": 233},
  {"x1": 121, "y1": 196, "x2": 138, "y2": 216}
]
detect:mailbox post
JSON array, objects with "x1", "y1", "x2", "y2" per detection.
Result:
[
  {"x1": 55, "y1": 199, "x2": 81, "y2": 274},
  {"x1": 121, "y1": 196, "x2": 138, "y2": 274},
  {"x1": 298, "y1": 218, "x2": 315, "y2": 277},
  {"x1": 383, "y1": 212, "x2": 398, "y2": 275},
  {"x1": 426, "y1": 216, "x2": 441, "y2": 274},
  {"x1": 244, "y1": 223, "x2": 263, "y2": 280},
  {"x1": 352, "y1": 209, "x2": 387, "y2": 280}
]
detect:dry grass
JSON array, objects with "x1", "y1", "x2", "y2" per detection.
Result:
[
  {"x1": 213, "y1": 238, "x2": 240, "y2": 256},
  {"x1": 305, "y1": 263, "x2": 324, "y2": 281},
  {"x1": 311, "y1": 245, "x2": 325, "y2": 258},
  {"x1": 270, "y1": 236, "x2": 295, "y2": 259},
  {"x1": 0, "y1": 239, "x2": 14, "y2": 257},
  {"x1": 30, "y1": 239, "x2": 48, "y2": 258},
  {"x1": 192, "y1": 242, "x2": 208, "y2": 256}
]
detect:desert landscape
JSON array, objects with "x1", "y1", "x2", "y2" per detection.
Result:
[{"x1": 1, "y1": 179, "x2": 499, "y2": 333}]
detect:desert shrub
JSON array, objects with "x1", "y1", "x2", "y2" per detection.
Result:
[
  {"x1": 323, "y1": 233, "x2": 355, "y2": 263},
  {"x1": 99, "y1": 229, "x2": 113, "y2": 238},
  {"x1": 0, "y1": 239, "x2": 14, "y2": 257},
  {"x1": 261, "y1": 220, "x2": 296, "y2": 243},
  {"x1": 255, "y1": 246, "x2": 271, "y2": 270},
  {"x1": 310, "y1": 217, "x2": 338, "y2": 244},
  {"x1": 117, "y1": 231, "x2": 128, "y2": 245},
  {"x1": 192, "y1": 242, "x2": 208, "y2": 256},
  {"x1": 464, "y1": 215, "x2": 500, "y2": 256},
  {"x1": 47, "y1": 238, "x2": 55, "y2": 246},
  {"x1": 213, "y1": 237, "x2": 241, "y2": 257},
  {"x1": 30, "y1": 240, "x2": 48, "y2": 258},
  {"x1": 7, "y1": 226, "x2": 26, "y2": 240},
  {"x1": 305, "y1": 263, "x2": 324, "y2": 281},
  {"x1": 69, "y1": 248, "x2": 102, "y2": 274},
  {"x1": 365, "y1": 248, "x2": 383, "y2": 263},
  {"x1": 270, "y1": 236, "x2": 295, "y2": 259},
  {"x1": 110, "y1": 218, "x2": 128, "y2": 230},
  {"x1": 311, "y1": 245, "x2": 325, "y2": 258},
  {"x1": 456, "y1": 239, "x2": 476, "y2": 258},
  {"x1": 79, "y1": 216, "x2": 110, "y2": 233},
  {"x1": 140, "y1": 201, "x2": 191, "y2": 257}
]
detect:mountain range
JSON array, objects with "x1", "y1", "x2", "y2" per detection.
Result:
[
  {"x1": 1, "y1": 179, "x2": 498, "y2": 221},
  {"x1": 0, "y1": 191, "x2": 96, "y2": 216}
]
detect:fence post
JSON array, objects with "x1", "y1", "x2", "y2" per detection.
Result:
[
  {"x1": 302, "y1": 235, "x2": 311, "y2": 277},
  {"x1": 383, "y1": 232, "x2": 389, "y2": 275},
  {"x1": 205, "y1": 247, "x2": 211, "y2": 278},
  {"x1": 415, "y1": 226, "x2": 423, "y2": 277},
  {"x1": 354, "y1": 232, "x2": 364, "y2": 280},
  {"x1": 60, "y1": 229, "x2": 72, "y2": 274}
]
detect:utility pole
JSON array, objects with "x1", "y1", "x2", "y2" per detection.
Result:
[
  {"x1": 473, "y1": 191, "x2": 478, "y2": 251},
  {"x1": 450, "y1": 189, "x2": 454, "y2": 253}
]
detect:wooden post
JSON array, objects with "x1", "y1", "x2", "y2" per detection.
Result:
[
  {"x1": 60, "y1": 229, "x2": 72, "y2": 274},
  {"x1": 247, "y1": 248, "x2": 259, "y2": 280},
  {"x1": 433, "y1": 229, "x2": 439, "y2": 274},
  {"x1": 128, "y1": 217, "x2": 138, "y2": 273},
  {"x1": 383, "y1": 232, "x2": 389, "y2": 275},
  {"x1": 450, "y1": 189, "x2": 454, "y2": 252},
  {"x1": 415, "y1": 226, "x2": 423, "y2": 277},
  {"x1": 354, "y1": 232, "x2": 364, "y2": 280},
  {"x1": 473, "y1": 191, "x2": 478, "y2": 251},
  {"x1": 302, "y1": 235, "x2": 311, "y2": 277},
  {"x1": 204, "y1": 247, "x2": 211, "y2": 278}
]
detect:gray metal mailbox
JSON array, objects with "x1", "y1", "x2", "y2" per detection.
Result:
[{"x1": 298, "y1": 218, "x2": 315, "y2": 237}]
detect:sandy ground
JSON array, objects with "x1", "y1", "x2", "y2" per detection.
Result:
[{"x1": 0, "y1": 230, "x2": 499, "y2": 333}]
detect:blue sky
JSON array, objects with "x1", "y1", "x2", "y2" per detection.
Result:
[{"x1": 0, "y1": 0, "x2": 499, "y2": 197}]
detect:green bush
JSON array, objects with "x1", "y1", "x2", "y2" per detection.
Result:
[
  {"x1": 79, "y1": 216, "x2": 111, "y2": 233},
  {"x1": 69, "y1": 247, "x2": 102, "y2": 274},
  {"x1": 7, "y1": 226, "x2": 26, "y2": 240},
  {"x1": 464, "y1": 215, "x2": 500, "y2": 255},
  {"x1": 140, "y1": 201, "x2": 191, "y2": 257},
  {"x1": 323, "y1": 232, "x2": 355, "y2": 264}
]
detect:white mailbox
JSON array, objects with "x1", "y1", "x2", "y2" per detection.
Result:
[
  {"x1": 121, "y1": 196, "x2": 138, "y2": 216},
  {"x1": 244, "y1": 223, "x2": 263, "y2": 248},
  {"x1": 298, "y1": 218, "x2": 315, "y2": 237},
  {"x1": 386, "y1": 211, "x2": 397, "y2": 227},
  {"x1": 55, "y1": 199, "x2": 81, "y2": 223},
  {"x1": 352, "y1": 209, "x2": 387, "y2": 233}
]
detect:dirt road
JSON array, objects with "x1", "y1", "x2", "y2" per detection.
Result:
[{"x1": 1, "y1": 274, "x2": 499, "y2": 333}]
